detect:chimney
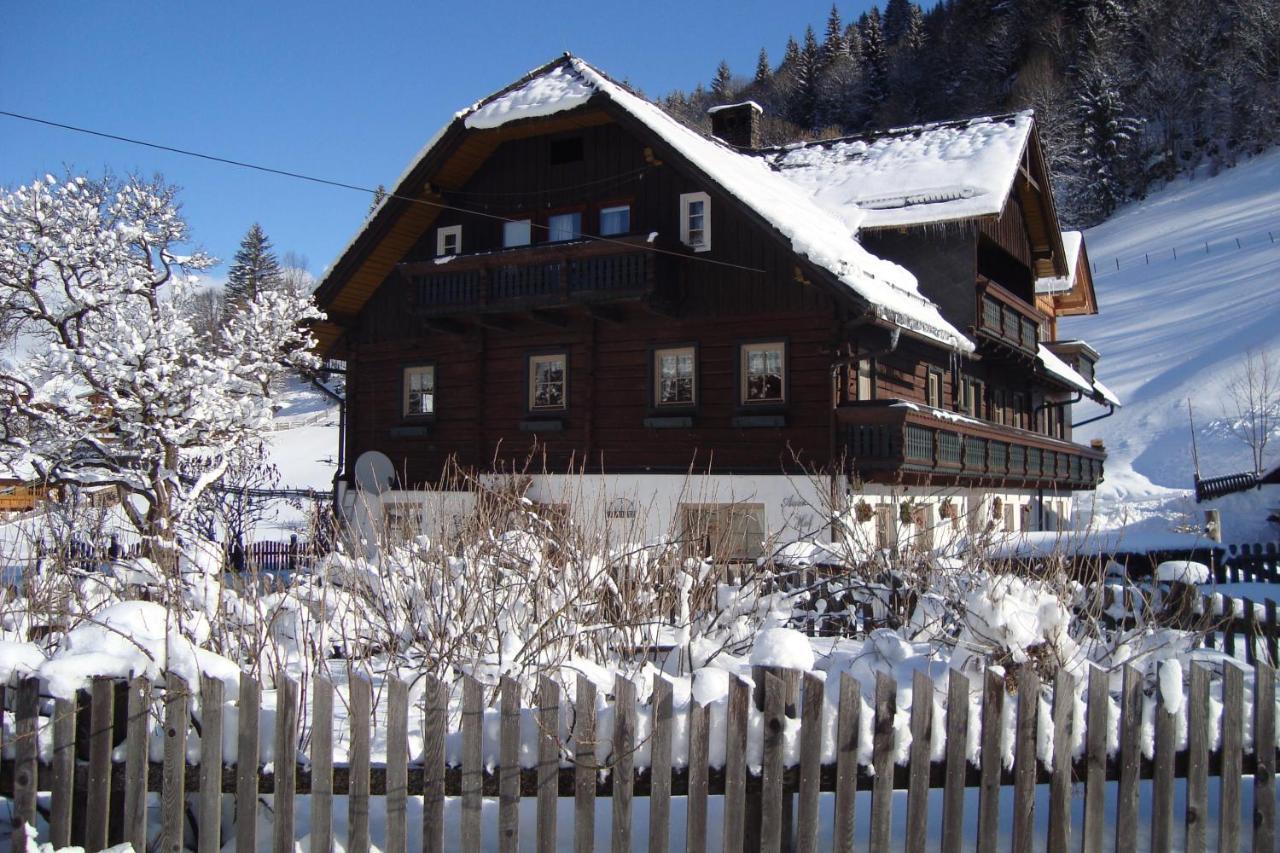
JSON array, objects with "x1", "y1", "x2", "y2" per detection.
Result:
[{"x1": 708, "y1": 101, "x2": 763, "y2": 149}]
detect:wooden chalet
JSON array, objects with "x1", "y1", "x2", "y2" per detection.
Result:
[{"x1": 312, "y1": 55, "x2": 1119, "y2": 552}]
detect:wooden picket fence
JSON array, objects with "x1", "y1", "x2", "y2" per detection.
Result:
[
  {"x1": 1220, "y1": 542, "x2": 1280, "y2": 584},
  {"x1": 3, "y1": 659, "x2": 1278, "y2": 853}
]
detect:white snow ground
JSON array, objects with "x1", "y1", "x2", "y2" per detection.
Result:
[
  {"x1": 1070, "y1": 149, "x2": 1280, "y2": 541},
  {"x1": 258, "y1": 377, "x2": 340, "y2": 534}
]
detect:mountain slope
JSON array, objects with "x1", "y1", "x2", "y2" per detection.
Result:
[{"x1": 1068, "y1": 150, "x2": 1280, "y2": 531}]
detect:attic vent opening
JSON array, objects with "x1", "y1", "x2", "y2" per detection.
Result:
[{"x1": 549, "y1": 137, "x2": 584, "y2": 166}]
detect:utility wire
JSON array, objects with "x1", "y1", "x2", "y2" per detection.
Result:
[{"x1": 0, "y1": 108, "x2": 767, "y2": 275}]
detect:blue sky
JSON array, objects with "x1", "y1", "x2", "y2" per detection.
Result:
[{"x1": 1, "y1": 0, "x2": 875, "y2": 284}]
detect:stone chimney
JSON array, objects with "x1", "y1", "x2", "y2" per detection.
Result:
[{"x1": 708, "y1": 101, "x2": 763, "y2": 149}]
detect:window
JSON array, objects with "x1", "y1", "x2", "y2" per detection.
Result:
[
  {"x1": 655, "y1": 346, "x2": 696, "y2": 407},
  {"x1": 1011, "y1": 393, "x2": 1027, "y2": 430},
  {"x1": 679, "y1": 503, "x2": 766, "y2": 560},
  {"x1": 403, "y1": 366, "x2": 435, "y2": 417},
  {"x1": 503, "y1": 219, "x2": 531, "y2": 248},
  {"x1": 680, "y1": 191, "x2": 711, "y2": 252},
  {"x1": 436, "y1": 225, "x2": 461, "y2": 257},
  {"x1": 528, "y1": 353, "x2": 567, "y2": 411},
  {"x1": 993, "y1": 388, "x2": 1006, "y2": 425},
  {"x1": 926, "y1": 369, "x2": 943, "y2": 408},
  {"x1": 740, "y1": 342, "x2": 785, "y2": 404},
  {"x1": 546, "y1": 212, "x2": 582, "y2": 243},
  {"x1": 599, "y1": 205, "x2": 631, "y2": 236},
  {"x1": 973, "y1": 380, "x2": 985, "y2": 420},
  {"x1": 856, "y1": 358, "x2": 874, "y2": 401}
]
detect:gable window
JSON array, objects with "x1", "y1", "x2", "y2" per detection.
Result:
[
  {"x1": 403, "y1": 366, "x2": 435, "y2": 417},
  {"x1": 680, "y1": 192, "x2": 711, "y2": 252},
  {"x1": 436, "y1": 225, "x2": 462, "y2": 257},
  {"x1": 655, "y1": 346, "x2": 696, "y2": 407},
  {"x1": 546, "y1": 212, "x2": 582, "y2": 243},
  {"x1": 599, "y1": 205, "x2": 631, "y2": 236},
  {"x1": 856, "y1": 358, "x2": 874, "y2": 401},
  {"x1": 741, "y1": 341, "x2": 785, "y2": 404},
  {"x1": 528, "y1": 353, "x2": 567, "y2": 411},
  {"x1": 926, "y1": 368, "x2": 943, "y2": 408},
  {"x1": 503, "y1": 219, "x2": 531, "y2": 248}
]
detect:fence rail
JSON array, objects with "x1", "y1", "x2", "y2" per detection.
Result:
[
  {"x1": 1220, "y1": 541, "x2": 1280, "y2": 584},
  {"x1": 4, "y1": 659, "x2": 1278, "y2": 853}
]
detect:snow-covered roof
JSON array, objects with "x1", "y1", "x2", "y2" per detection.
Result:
[
  {"x1": 1037, "y1": 344, "x2": 1095, "y2": 395},
  {"x1": 760, "y1": 112, "x2": 1034, "y2": 230},
  {"x1": 1092, "y1": 378, "x2": 1121, "y2": 407},
  {"x1": 1036, "y1": 230, "x2": 1083, "y2": 294},
  {"x1": 341, "y1": 55, "x2": 974, "y2": 352}
]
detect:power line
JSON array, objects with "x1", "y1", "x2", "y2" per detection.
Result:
[{"x1": 0, "y1": 108, "x2": 767, "y2": 275}]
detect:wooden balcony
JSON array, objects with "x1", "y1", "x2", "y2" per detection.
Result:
[
  {"x1": 398, "y1": 235, "x2": 656, "y2": 318},
  {"x1": 838, "y1": 400, "x2": 1105, "y2": 488},
  {"x1": 976, "y1": 277, "x2": 1041, "y2": 356}
]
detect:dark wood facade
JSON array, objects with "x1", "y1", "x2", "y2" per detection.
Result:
[{"x1": 317, "y1": 67, "x2": 1105, "y2": 492}]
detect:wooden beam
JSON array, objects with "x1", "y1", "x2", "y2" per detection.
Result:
[
  {"x1": 585, "y1": 304, "x2": 626, "y2": 324},
  {"x1": 527, "y1": 309, "x2": 570, "y2": 328},
  {"x1": 424, "y1": 319, "x2": 469, "y2": 336},
  {"x1": 476, "y1": 315, "x2": 516, "y2": 332}
]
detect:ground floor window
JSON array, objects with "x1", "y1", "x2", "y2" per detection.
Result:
[{"x1": 679, "y1": 503, "x2": 766, "y2": 560}]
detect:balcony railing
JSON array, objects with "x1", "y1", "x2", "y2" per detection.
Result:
[
  {"x1": 976, "y1": 277, "x2": 1042, "y2": 355},
  {"x1": 838, "y1": 401, "x2": 1105, "y2": 488},
  {"x1": 398, "y1": 236, "x2": 656, "y2": 317}
]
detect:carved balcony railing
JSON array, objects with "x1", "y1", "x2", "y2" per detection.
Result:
[
  {"x1": 976, "y1": 277, "x2": 1042, "y2": 356},
  {"x1": 398, "y1": 236, "x2": 656, "y2": 317},
  {"x1": 838, "y1": 400, "x2": 1105, "y2": 488}
]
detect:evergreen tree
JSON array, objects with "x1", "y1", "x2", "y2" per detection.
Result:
[
  {"x1": 755, "y1": 48, "x2": 772, "y2": 85},
  {"x1": 225, "y1": 223, "x2": 282, "y2": 307},
  {"x1": 883, "y1": 0, "x2": 914, "y2": 45},
  {"x1": 1074, "y1": 62, "x2": 1142, "y2": 221},
  {"x1": 782, "y1": 36, "x2": 801, "y2": 70},
  {"x1": 860, "y1": 7, "x2": 890, "y2": 120},
  {"x1": 822, "y1": 5, "x2": 847, "y2": 66},
  {"x1": 790, "y1": 26, "x2": 823, "y2": 129},
  {"x1": 712, "y1": 60, "x2": 734, "y2": 100},
  {"x1": 845, "y1": 22, "x2": 864, "y2": 65}
]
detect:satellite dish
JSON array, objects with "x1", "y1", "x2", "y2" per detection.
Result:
[{"x1": 354, "y1": 451, "x2": 396, "y2": 494}]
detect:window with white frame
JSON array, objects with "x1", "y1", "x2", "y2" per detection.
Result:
[
  {"x1": 926, "y1": 369, "x2": 943, "y2": 408},
  {"x1": 654, "y1": 346, "x2": 696, "y2": 407},
  {"x1": 740, "y1": 341, "x2": 785, "y2": 404},
  {"x1": 436, "y1": 224, "x2": 462, "y2": 257},
  {"x1": 546, "y1": 212, "x2": 582, "y2": 243},
  {"x1": 503, "y1": 219, "x2": 531, "y2": 248},
  {"x1": 599, "y1": 205, "x2": 630, "y2": 236},
  {"x1": 403, "y1": 365, "x2": 435, "y2": 417},
  {"x1": 680, "y1": 191, "x2": 710, "y2": 251},
  {"x1": 528, "y1": 353, "x2": 567, "y2": 411}
]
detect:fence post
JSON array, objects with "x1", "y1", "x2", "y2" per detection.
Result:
[
  {"x1": 86, "y1": 676, "x2": 116, "y2": 852},
  {"x1": 1255, "y1": 661, "x2": 1276, "y2": 852},
  {"x1": 832, "y1": 673, "x2": 859, "y2": 853},
  {"x1": 1011, "y1": 667, "x2": 1039, "y2": 853},
  {"x1": 573, "y1": 675, "x2": 597, "y2": 853},
  {"x1": 649, "y1": 675, "x2": 674, "y2": 853},
  {"x1": 161, "y1": 674, "x2": 190, "y2": 853},
  {"x1": 723, "y1": 677, "x2": 749, "y2": 853},
  {"x1": 13, "y1": 677, "x2": 39, "y2": 842},
  {"x1": 941, "y1": 669, "x2": 969, "y2": 853},
  {"x1": 796, "y1": 672, "x2": 824, "y2": 853},
  {"x1": 1186, "y1": 663, "x2": 1210, "y2": 852},
  {"x1": 1082, "y1": 666, "x2": 1108, "y2": 853},
  {"x1": 348, "y1": 675, "x2": 372, "y2": 853},
  {"x1": 235, "y1": 672, "x2": 259, "y2": 853},
  {"x1": 198, "y1": 676, "x2": 224, "y2": 853},
  {"x1": 611, "y1": 675, "x2": 636, "y2": 853},
  {"x1": 123, "y1": 677, "x2": 152, "y2": 852},
  {"x1": 537, "y1": 676, "x2": 560, "y2": 853},
  {"x1": 1221, "y1": 663, "x2": 1244, "y2": 853},
  {"x1": 976, "y1": 668, "x2": 1003, "y2": 853},
  {"x1": 906, "y1": 669, "x2": 934, "y2": 853},
  {"x1": 499, "y1": 676, "x2": 521, "y2": 852},
  {"x1": 1047, "y1": 670, "x2": 1074, "y2": 853},
  {"x1": 311, "y1": 679, "x2": 334, "y2": 853},
  {"x1": 49, "y1": 694, "x2": 77, "y2": 850}
]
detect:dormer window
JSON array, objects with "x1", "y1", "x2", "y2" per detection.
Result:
[
  {"x1": 436, "y1": 225, "x2": 462, "y2": 256},
  {"x1": 680, "y1": 192, "x2": 710, "y2": 252}
]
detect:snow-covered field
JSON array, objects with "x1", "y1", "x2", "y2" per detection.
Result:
[{"x1": 1071, "y1": 150, "x2": 1280, "y2": 540}]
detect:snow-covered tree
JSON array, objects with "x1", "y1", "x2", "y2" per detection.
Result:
[
  {"x1": 225, "y1": 222, "x2": 283, "y2": 307},
  {"x1": 0, "y1": 174, "x2": 321, "y2": 567}
]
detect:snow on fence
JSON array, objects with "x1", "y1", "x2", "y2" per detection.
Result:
[{"x1": 4, "y1": 661, "x2": 1278, "y2": 853}]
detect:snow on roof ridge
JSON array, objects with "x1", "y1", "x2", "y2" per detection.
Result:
[{"x1": 321, "y1": 55, "x2": 974, "y2": 352}]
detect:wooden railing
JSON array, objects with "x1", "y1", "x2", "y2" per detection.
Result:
[
  {"x1": 840, "y1": 400, "x2": 1105, "y2": 487},
  {"x1": 976, "y1": 276, "x2": 1041, "y2": 355},
  {"x1": 398, "y1": 235, "x2": 656, "y2": 317},
  {"x1": 0, "y1": 484, "x2": 50, "y2": 513}
]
